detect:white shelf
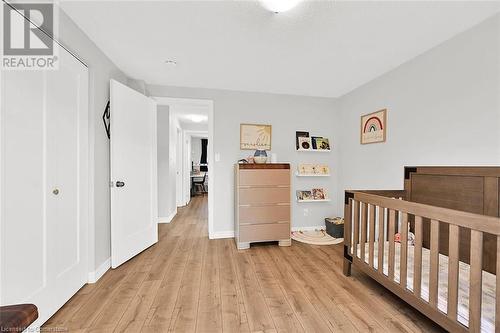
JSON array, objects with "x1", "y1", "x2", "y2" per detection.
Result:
[
  {"x1": 296, "y1": 149, "x2": 331, "y2": 152},
  {"x1": 295, "y1": 173, "x2": 330, "y2": 177},
  {"x1": 297, "y1": 199, "x2": 331, "y2": 203}
]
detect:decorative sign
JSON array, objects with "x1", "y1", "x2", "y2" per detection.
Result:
[
  {"x1": 240, "y1": 124, "x2": 272, "y2": 150},
  {"x1": 360, "y1": 109, "x2": 387, "y2": 144}
]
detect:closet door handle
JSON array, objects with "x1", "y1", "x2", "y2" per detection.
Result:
[{"x1": 116, "y1": 181, "x2": 125, "y2": 188}]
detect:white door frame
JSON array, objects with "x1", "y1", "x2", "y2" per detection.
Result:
[
  {"x1": 183, "y1": 130, "x2": 208, "y2": 206},
  {"x1": 152, "y1": 97, "x2": 214, "y2": 238},
  {"x1": 176, "y1": 126, "x2": 183, "y2": 207}
]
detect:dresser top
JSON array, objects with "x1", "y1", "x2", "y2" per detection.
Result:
[{"x1": 237, "y1": 163, "x2": 290, "y2": 169}]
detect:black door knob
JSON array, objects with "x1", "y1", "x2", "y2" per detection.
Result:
[{"x1": 116, "y1": 181, "x2": 125, "y2": 187}]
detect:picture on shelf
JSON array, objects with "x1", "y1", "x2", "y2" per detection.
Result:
[
  {"x1": 296, "y1": 190, "x2": 313, "y2": 201},
  {"x1": 313, "y1": 137, "x2": 330, "y2": 150},
  {"x1": 298, "y1": 137, "x2": 312, "y2": 150},
  {"x1": 297, "y1": 164, "x2": 330, "y2": 175},
  {"x1": 317, "y1": 165, "x2": 330, "y2": 175},
  {"x1": 295, "y1": 131, "x2": 309, "y2": 150},
  {"x1": 312, "y1": 188, "x2": 326, "y2": 200},
  {"x1": 298, "y1": 164, "x2": 315, "y2": 175}
]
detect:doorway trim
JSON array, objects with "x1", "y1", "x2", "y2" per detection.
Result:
[
  {"x1": 153, "y1": 97, "x2": 215, "y2": 239},
  {"x1": 183, "y1": 130, "x2": 208, "y2": 206}
]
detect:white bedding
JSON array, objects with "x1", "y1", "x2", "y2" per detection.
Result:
[{"x1": 355, "y1": 242, "x2": 496, "y2": 332}]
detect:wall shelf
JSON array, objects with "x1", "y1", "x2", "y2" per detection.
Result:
[
  {"x1": 297, "y1": 199, "x2": 331, "y2": 203},
  {"x1": 296, "y1": 149, "x2": 331, "y2": 152},
  {"x1": 295, "y1": 173, "x2": 330, "y2": 177}
]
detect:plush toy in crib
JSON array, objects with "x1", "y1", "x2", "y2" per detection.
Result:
[{"x1": 394, "y1": 230, "x2": 415, "y2": 246}]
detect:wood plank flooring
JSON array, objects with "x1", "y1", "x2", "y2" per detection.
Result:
[{"x1": 43, "y1": 196, "x2": 444, "y2": 332}]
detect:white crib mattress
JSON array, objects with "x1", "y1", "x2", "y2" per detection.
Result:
[{"x1": 355, "y1": 242, "x2": 496, "y2": 332}]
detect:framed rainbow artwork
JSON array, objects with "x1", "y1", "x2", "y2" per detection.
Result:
[{"x1": 360, "y1": 109, "x2": 387, "y2": 144}]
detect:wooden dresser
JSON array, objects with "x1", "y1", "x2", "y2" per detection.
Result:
[{"x1": 234, "y1": 163, "x2": 291, "y2": 250}]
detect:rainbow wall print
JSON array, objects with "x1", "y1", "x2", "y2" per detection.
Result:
[{"x1": 360, "y1": 109, "x2": 387, "y2": 144}]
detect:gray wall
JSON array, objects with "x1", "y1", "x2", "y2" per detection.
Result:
[
  {"x1": 58, "y1": 8, "x2": 128, "y2": 271},
  {"x1": 336, "y1": 14, "x2": 500, "y2": 213},
  {"x1": 148, "y1": 86, "x2": 340, "y2": 235}
]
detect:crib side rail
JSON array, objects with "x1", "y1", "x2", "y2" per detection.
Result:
[{"x1": 343, "y1": 190, "x2": 500, "y2": 333}]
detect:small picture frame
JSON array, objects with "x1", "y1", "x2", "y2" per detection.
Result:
[
  {"x1": 298, "y1": 164, "x2": 315, "y2": 175},
  {"x1": 361, "y1": 109, "x2": 387, "y2": 144},
  {"x1": 296, "y1": 131, "x2": 309, "y2": 150},
  {"x1": 296, "y1": 190, "x2": 312, "y2": 201},
  {"x1": 313, "y1": 137, "x2": 330, "y2": 150},
  {"x1": 298, "y1": 137, "x2": 312, "y2": 150},
  {"x1": 312, "y1": 188, "x2": 326, "y2": 200}
]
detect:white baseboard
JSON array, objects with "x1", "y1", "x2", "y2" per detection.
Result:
[
  {"x1": 291, "y1": 225, "x2": 325, "y2": 232},
  {"x1": 210, "y1": 230, "x2": 234, "y2": 239},
  {"x1": 88, "y1": 257, "x2": 111, "y2": 283},
  {"x1": 158, "y1": 209, "x2": 177, "y2": 224}
]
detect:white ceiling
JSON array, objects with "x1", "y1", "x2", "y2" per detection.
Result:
[{"x1": 60, "y1": 1, "x2": 500, "y2": 98}]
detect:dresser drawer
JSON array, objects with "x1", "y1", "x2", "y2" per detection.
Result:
[
  {"x1": 239, "y1": 187, "x2": 290, "y2": 205},
  {"x1": 239, "y1": 223, "x2": 290, "y2": 243},
  {"x1": 239, "y1": 169, "x2": 290, "y2": 186},
  {"x1": 239, "y1": 205, "x2": 290, "y2": 225}
]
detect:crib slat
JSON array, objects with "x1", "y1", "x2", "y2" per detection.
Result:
[
  {"x1": 496, "y1": 235, "x2": 499, "y2": 331},
  {"x1": 429, "y1": 219, "x2": 440, "y2": 308},
  {"x1": 369, "y1": 204, "x2": 376, "y2": 268},
  {"x1": 413, "y1": 216, "x2": 423, "y2": 298},
  {"x1": 388, "y1": 209, "x2": 396, "y2": 280},
  {"x1": 447, "y1": 224, "x2": 459, "y2": 320},
  {"x1": 469, "y1": 230, "x2": 483, "y2": 332},
  {"x1": 360, "y1": 202, "x2": 368, "y2": 263},
  {"x1": 353, "y1": 200, "x2": 359, "y2": 258},
  {"x1": 377, "y1": 207, "x2": 385, "y2": 273},
  {"x1": 400, "y1": 213, "x2": 408, "y2": 289}
]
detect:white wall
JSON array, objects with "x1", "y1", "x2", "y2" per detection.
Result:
[
  {"x1": 157, "y1": 106, "x2": 174, "y2": 221},
  {"x1": 148, "y1": 86, "x2": 340, "y2": 235},
  {"x1": 191, "y1": 137, "x2": 202, "y2": 166},
  {"x1": 57, "y1": 8, "x2": 129, "y2": 272},
  {"x1": 336, "y1": 14, "x2": 500, "y2": 214}
]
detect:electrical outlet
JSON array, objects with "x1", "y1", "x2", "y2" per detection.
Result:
[{"x1": 303, "y1": 208, "x2": 309, "y2": 216}]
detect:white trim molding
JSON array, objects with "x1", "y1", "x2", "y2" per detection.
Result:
[
  {"x1": 158, "y1": 209, "x2": 177, "y2": 224},
  {"x1": 210, "y1": 230, "x2": 234, "y2": 239},
  {"x1": 153, "y1": 97, "x2": 215, "y2": 239},
  {"x1": 291, "y1": 225, "x2": 325, "y2": 232},
  {"x1": 88, "y1": 257, "x2": 111, "y2": 283}
]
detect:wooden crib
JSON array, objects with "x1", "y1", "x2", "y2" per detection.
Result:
[{"x1": 343, "y1": 167, "x2": 500, "y2": 332}]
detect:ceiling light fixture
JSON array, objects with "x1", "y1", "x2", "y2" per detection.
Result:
[
  {"x1": 187, "y1": 114, "x2": 207, "y2": 123},
  {"x1": 260, "y1": 0, "x2": 301, "y2": 13},
  {"x1": 164, "y1": 59, "x2": 177, "y2": 66}
]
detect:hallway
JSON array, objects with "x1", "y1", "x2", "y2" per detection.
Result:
[{"x1": 43, "y1": 196, "x2": 442, "y2": 332}]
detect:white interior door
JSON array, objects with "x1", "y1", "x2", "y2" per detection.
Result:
[
  {"x1": 0, "y1": 42, "x2": 89, "y2": 326},
  {"x1": 110, "y1": 80, "x2": 158, "y2": 269}
]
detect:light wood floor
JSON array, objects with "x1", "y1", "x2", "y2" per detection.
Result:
[{"x1": 44, "y1": 196, "x2": 444, "y2": 332}]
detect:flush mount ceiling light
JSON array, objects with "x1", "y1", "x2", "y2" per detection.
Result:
[
  {"x1": 260, "y1": 0, "x2": 301, "y2": 13},
  {"x1": 164, "y1": 59, "x2": 177, "y2": 66},
  {"x1": 187, "y1": 114, "x2": 208, "y2": 123}
]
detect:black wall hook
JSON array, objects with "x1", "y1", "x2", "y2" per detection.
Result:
[{"x1": 102, "y1": 101, "x2": 110, "y2": 139}]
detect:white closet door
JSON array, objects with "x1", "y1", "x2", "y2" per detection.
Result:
[
  {"x1": 0, "y1": 44, "x2": 88, "y2": 327},
  {"x1": 110, "y1": 79, "x2": 158, "y2": 269}
]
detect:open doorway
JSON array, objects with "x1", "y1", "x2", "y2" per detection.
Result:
[{"x1": 154, "y1": 97, "x2": 214, "y2": 238}]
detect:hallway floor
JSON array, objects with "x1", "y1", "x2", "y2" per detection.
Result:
[{"x1": 43, "y1": 196, "x2": 443, "y2": 332}]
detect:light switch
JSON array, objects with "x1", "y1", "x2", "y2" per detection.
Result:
[{"x1": 215, "y1": 153, "x2": 221, "y2": 162}]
